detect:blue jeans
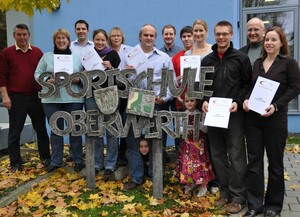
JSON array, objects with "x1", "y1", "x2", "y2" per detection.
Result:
[
  {"x1": 126, "y1": 124, "x2": 144, "y2": 184},
  {"x1": 85, "y1": 97, "x2": 118, "y2": 170},
  {"x1": 43, "y1": 103, "x2": 84, "y2": 167}
]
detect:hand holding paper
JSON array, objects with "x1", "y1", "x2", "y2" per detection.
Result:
[
  {"x1": 204, "y1": 97, "x2": 232, "y2": 129},
  {"x1": 248, "y1": 76, "x2": 279, "y2": 115}
]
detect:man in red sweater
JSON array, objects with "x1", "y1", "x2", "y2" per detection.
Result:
[{"x1": 0, "y1": 24, "x2": 51, "y2": 172}]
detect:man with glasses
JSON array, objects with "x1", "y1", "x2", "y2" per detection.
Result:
[
  {"x1": 201, "y1": 21, "x2": 252, "y2": 214},
  {"x1": 240, "y1": 17, "x2": 265, "y2": 67}
]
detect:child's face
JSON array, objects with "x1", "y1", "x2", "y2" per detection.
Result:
[
  {"x1": 184, "y1": 97, "x2": 196, "y2": 111},
  {"x1": 140, "y1": 140, "x2": 149, "y2": 155}
]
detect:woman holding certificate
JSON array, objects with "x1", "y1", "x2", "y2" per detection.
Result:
[
  {"x1": 85, "y1": 29, "x2": 121, "y2": 177},
  {"x1": 108, "y1": 27, "x2": 132, "y2": 167},
  {"x1": 243, "y1": 27, "x2": 300, "y2": 217},
  {"x1": 34, "y1": 28, "x2": 85, "y2": 173}
]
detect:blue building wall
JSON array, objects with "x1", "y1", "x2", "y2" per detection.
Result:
[
  {"x1": 32, "y1": 0, "x2": 241, "y2": 52},
  {"x1": 29, "y1": 0, "x2": 300, "y2": 134}
]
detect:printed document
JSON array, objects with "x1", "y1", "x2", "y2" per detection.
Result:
[
  {"x1": 180, "y1": 55, "x2": 201, "y2": 81},
  {"x1": 248, "y1": 76, "x2": 279, "y2": 114},
  {"x1": 80, "y1": 49, "x2": 105, "y2": 71},
  {"x1": 54, "y1": 54, "x2": 73, "y2": 74},
  {"x1": 204, "y1": 97, "x2": 232, "y2": 128},
  {"x1": 124, "y1": 44, "x2": 153, "y2": 74}
]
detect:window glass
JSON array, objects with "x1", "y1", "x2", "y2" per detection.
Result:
[
  {"x1": 243, "y1": 0, "x2": 299, "y2": 7},
  {"x1": 247, "y1": 11, "x2": 294, "y2": 57}
]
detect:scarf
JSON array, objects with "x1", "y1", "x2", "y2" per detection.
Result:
[
  {"x1": 54, "y1": 45, "x2": 72, "y2": 54},
  {"x1": 95, "y1": 46, "x2": 113, "y2": 58}
]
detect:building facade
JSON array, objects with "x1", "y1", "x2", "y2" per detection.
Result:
[{"x1": 1, "y1": 0, "x2": 300, "y2": 132}]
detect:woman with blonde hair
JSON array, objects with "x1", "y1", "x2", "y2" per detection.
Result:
[{"x1": 35, "y1": 28, "x2": 84, "y2": 173}]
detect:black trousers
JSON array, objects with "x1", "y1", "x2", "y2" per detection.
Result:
[
  {"x1": 207, "y1": 110, "x2": 247, "y2": 204},
  {"x1": 7, "y1": 93, "x2": 50, "y2": 166},
  {"x1": 245, "y1": 125, "x2": 287, "y2": 213}
]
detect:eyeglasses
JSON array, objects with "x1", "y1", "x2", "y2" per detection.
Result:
[
  {"x1": 215, "y1": 32, "x2": 231, "y2": 37},
  {"x1": 110, "y1": 35, "x2": 122, "y2": 38}
]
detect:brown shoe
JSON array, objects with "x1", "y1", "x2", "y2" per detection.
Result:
[
  {"x1": 214, "y1": 198, "x2": 228, "y2": 207},
  {"x1": 123, "y1": 181, "x2": 139, "y2": 191},
  {"x1": 226, "y1": 202, "x2": 243, "y2": 214}
]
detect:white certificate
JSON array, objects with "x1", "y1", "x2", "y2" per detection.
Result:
[
  {"x1": 248, "y1": 76, "x2": 279, "y2": 114},
  {"x1": 204, "y1": 97, "x2": 232, "y2": 129},
  {"x1": 80, "y1": 49, "x2": 105, "y2": 71},
  {"x1": 180, "y1": 55, "x2": 201, "y2": 81},
  {"x1": 54, "y1": 54, "x2": 73, "y2": 74},
  {"x1": 124, "y1": 44, "x2": 153, "y2": 74}
]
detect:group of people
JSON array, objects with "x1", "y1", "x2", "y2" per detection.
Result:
[{"x1": 0, "y1": 17, "x2": 300, "y2": 217}]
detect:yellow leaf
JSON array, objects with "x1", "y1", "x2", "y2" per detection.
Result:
[
  {"x1": 89, "y1": 193, "x2": 101, "y2": 200},
  {"x1": 181, "y1": 213, "x2": 190, "y2": 217},
  {"x1": 290, "y1": 184, "x2": 300, "y2": 189},
  {"x1": 101, "y1": 211, "x2": 109, "y2": 216},
  {"x1": 25, "y1": 191, "x2": 43, "y2": 207},
  {"x1": 284, "y1": 172, "x2": 291, "y2": 181}
]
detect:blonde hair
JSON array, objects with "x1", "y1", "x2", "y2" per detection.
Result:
[
  {"x1": 52, "y1": 28, "x2": 71, "y2": 46},
  {"x1": 193, "y1": 19, "x2": 208, "y2": 32},
  {"x1": 108, "y1": 27, "x2": 125, "y2": 47}
]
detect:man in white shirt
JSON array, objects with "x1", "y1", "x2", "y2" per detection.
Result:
[{"x1": 123, "y1": 24, "x2": 174, "y2": 191}]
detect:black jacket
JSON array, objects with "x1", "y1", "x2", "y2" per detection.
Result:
[{"x1": 201, "y1": 42, "x2": 252, "y2": 108}]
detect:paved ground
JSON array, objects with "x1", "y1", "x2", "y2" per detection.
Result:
[{"x1": 231, "y1": 148, "x2": 300, "y2": 217}]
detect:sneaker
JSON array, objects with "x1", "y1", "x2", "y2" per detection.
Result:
[
  {"x1": 214, "y1": 197, "x2": 228, "y2": 206},
  {"x1": 123, "y1": 181, "x2": 139, "y2": 191},
  {"x1": 42, "y1": 158, "x2": 51, "y2": 167},
  {"x1": 66, "y1": 155, "x2": 73, "y2": 162},
  {"x1": 197, "y1": 185, "x2": 207, "y2": 197},
  {"x1": 243, "y1": 209, "x2": 263, "y2": 217},
  {"x1": 210, "y1": 187, "x2": 219, "y2": 195},
  {"x1": 225, "y1": 202, "x2": 244, "y2": 214},
  {"x1": 95, "y1": 167, "x2": 104, "y2": 175},
  {"x1": 46, "y1": 165, "x2": 60, "y2": 173},
  {"x1": 11, "y1": 163, "x2": 22, "y2": 172},
  {"x1": 265, "y1": 210, "x2": 277, "y2": 217},
  {"x1": 184, "y1": 184, "x2": 197, "y2": 194},
  {"x1": 104, "y1": 169, "x2": 114, "y2": 177},
  {"x1": 74, "y1": 163, "x2": 85, "y2": 172}
]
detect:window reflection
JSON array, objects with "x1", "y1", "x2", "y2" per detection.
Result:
[
  {"x1": 246, "y1": 11, "x2": 297, "y2": 110},
  {"x1": 243, "y1": 0, "x2": 298, "y2": 7}
]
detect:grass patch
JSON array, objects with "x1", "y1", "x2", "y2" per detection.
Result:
[{"x1": 287, "y1": 136, "x2": 300, "y2": 144}]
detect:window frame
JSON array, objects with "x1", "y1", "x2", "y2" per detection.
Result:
[{"x1": 240, "y1": 3, "x2": 300, "y2": 114}]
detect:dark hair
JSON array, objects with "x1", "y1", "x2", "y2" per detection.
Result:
[
  {"x1": 162, "y1": 24, "x2": 176, "y2": 35},
  {"x1": 261, "y1": 26, "x2": 289, "y2": 58},
  {"x1": 14, "y1": 24, "x2": 30, "y2": 35},
  {"x1": 139, "y1": 135, "x2": 148, "y2": 144},
  {"x1": 180, "y1": 26, "x2": 193, "y2": 38},
  {"x1": 93, "y1": 29, "x2": 108, "y2": 40},
  {"x1": 74, "y1": 19, "x2": 89, "y2": 30},
  {"x1": 214, "y1": 20, "x2": 233, "y2": 33}
]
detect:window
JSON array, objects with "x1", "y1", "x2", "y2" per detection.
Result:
[
  {"x1": 243, "y1": 0, "x2": 299, "y2": 7},
  {"x1": 241, "y1": 0, "x2": 300, "y2": 113}
]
